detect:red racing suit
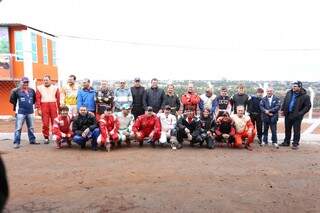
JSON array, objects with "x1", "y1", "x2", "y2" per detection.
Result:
[
  {"x1": 36, "y1": 84, "x2": 60, "y2": 139},
  {"x1": 99, "y1": 114, "x2": 120, "y2": 145},
  {"x1": 132, "y1": 114, "x2": 161, "y2": 142},
  {"x1": 181, "y1": 92, "x2": 200, "y2": 113},
  {"x1": 231, "y1": 114, "x2": 256, "y2": 147}
]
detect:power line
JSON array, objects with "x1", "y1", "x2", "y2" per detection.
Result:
[{"x1": 58, "y1": 34, "x2": 320, "y2": 52}]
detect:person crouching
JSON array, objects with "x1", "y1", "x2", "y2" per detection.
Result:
[
  {"x1": 72, "y1": 106, "x2": 100, "y2": 150},
  {"x1": 214, "y1": 111, "x2": 235, "y2": 146},
  {"x1": 158, "y1": 105, "x2": 178, "y2": 149},
  {"x1": 97, "y1": 106, "x2": 120, "y2": 152},
  {"x1": 199, "y1": 108, "x2": 216, "y2": 149},
  {"x1": 132, "y1": 106, "x2": 161, "y2": 148},
  {"x1": 175, "y1": 106, "x2": 202, "y2": 149},
  {"x1": 52, "y1": 106, "x2": 73, "y2": 149},
  {"x1": 231, "y1": 105, "x2": 256, "y2": 151}
]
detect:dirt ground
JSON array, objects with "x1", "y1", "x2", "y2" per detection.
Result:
[{"x1": 0, "y1": 140, "x2": 320, "y2": 213}]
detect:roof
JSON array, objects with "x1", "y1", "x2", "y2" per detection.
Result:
[{"x1": 0, "y1": 23, "x2": 56, "y2": 37}]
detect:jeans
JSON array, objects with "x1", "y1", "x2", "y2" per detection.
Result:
[
  {"x1": 13, "y1": 114, "x2": 36, "y2": 144},
  {"x1": 73, "y1": 128, "x2": 100, "y2": 148}
]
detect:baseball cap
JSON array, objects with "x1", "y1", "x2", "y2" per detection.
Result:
[
  {"x1": 21, "y1": 77, "x2": 29, "y2": 83},
  {"x1": 121, "y1": 104, "x2": 130, "y2": 110},
  {"x1": 292, "y1": 81, "x2": 302, "y2": 88}
]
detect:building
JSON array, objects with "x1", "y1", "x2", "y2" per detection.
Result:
[{"x1": 0, "y1": 23, "x2": 58, "y2": 116}]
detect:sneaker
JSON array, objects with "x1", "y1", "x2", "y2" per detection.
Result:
[
  {"x1": 280, "y1": 142, "x2": 290, "y2": 147},
  {"x1": 14, "y1": 143, "x2": 20, "y2": 149},
  {"x1": 273, "y1": 143, "x2": 279, "y2": 149},
  {"x1": 44, "y1": 139, "x2": 50, "y2": 144},
  {"x1": 30, "y1": 141, "x2": 40, "y2": 145},
  {"x1": 292, "y1": 144, "x2": 299, "y2": 150},
  {"x1": 172, "y1": 146, "x2": 177, "y2": 150},
  {"x1": 261, "y1": 142, "x2": 267, "y2": 147}
]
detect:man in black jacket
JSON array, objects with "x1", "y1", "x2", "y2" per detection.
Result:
[
  {"x1": 280, "y1": 81, "x2": 311, "y2": 149},
  {"x1": 143, "y1": 78, "x2": 165, "y2": 113},
  {"x1": 130, "y1": 78, "x2": 145, "y2": 119},
  {"x1": 163, "y1": 83, "x2": 180, "y2": 116},
  {"x1": 231, "y1": 84, "x2": 249, "y2": 114},
  {"x1": 248, "y1": 88, "x2": 264, "y2": 144},
  {"x1": 72, "y1": 106, "x2": 100, "y2": 150},
  {"x1": 175, "y1": 106, "x2": 202, "y2": 148}
]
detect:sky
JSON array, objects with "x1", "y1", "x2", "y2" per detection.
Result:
[{"x1": 0, "y1": 0, "x2": 320, "y2": 81}]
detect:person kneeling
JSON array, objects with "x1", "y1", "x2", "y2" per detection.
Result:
[
  {"x1": 214, "y1": 111, "x2": 235, "y2": 146},
  {"x1": 132, "y1": 106, "x2": 161, "y2": 148},
  {"x1": 158, "y1": 105, "x2": 177, "y2": 149},
  {"x1": 52, "y1": 106, "x2": 73, "y2": 149},
  {"x1": 175, "y1": 106, "x2": 202, "y2": 149},
  {"x1": 199, "y1": 108, "x2": 216, "y2": 149},
  {"x1": 72, "y1": 106, "x2": 99, "y2": 150},
  {"x1": 115, "y1": 104, "x2": 135, "y2": 147},
  {"x1": 98, "y1": 106, "x2": 120, "y2": 152},
  {"x1": 231, "y1": 105, "x2": 256, "y2": 151}
]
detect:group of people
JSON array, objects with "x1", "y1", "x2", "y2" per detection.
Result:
[{"x1": 9, "y1": 74, "x2": 311, "y2": 151}]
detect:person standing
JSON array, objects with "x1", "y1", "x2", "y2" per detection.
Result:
[
  {"x1": 130, "y1": 77, "x2": 145, "y2": 119},
  {"x1": 163, "y1": 83, "x2": 180, "y2": 116},
  {"x1": 77, "y1": 78, "x2": 96, "y2": 113},
  {"x1": 280, "y1": 81, "x2": 311, "y2": 150},
  {"x1": 248, "y1": 88, "x2": 264, "y2": 144},
  {"x1": 96, "y1": 80, "x2": 114, "y2": 118},
  {"x1": 143, "y1": 78, "x2": 165, "y2": 113},
  {"x1": 114, "y1": 80, "x2": 133, "y2": 112},
  {"x1": 10, "y1": 77, "x2": 38, "y2": 148},
  {"x1": 212, "y1": 86, "x2": 232, "y2": 118},
  {"x1": 60, "y1": 74, "x2": 78, "y2": 116},
  {"x1": 181, "y1": 83, "x2": 200, "y2": 114},
  {"x1": 260, "y1": 87, "x2": 280, "y2": 148},
  {"x1": 231, "y1": 84, "x2": 249, "y2": 114},
  {"x1": 36, "y1": 75, "x2": 60, "y2": 144},
  {"x1": 199, "y1": 87, "x2": 216, "y2": 114}
]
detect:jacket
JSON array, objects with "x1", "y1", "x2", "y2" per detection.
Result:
[
  {"x1": 143, "y1": 87, "x2": 165, "y2": 113},
  {"x1": 260, "y1": 95, "x2": 281, "y2": 123},
  {"x1": 77, "y1": 87, "x2": 96, "y2": 112},
  {"x1": 281, "y1": 88, "x2": 311, "y2": 120},
  {"x1": 9, "y1": 87, "x2": 36, "y2": 114},
  {"x1": 72, "y1": 112, "x2": 98, "y2": 135}
]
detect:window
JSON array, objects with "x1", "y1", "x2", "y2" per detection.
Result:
[
  {"x1": 42, "y1": 36, "x2": 48, "y2": 64},
  {"x1": 31, "y1": 32, "x2": 37, "y2": 63},
  {"x1": 14, "y1": 31, "x2": 23, "y2": 61},
  {"x1": 52, "y1": 40, "x2": 56, "y2": 66}
]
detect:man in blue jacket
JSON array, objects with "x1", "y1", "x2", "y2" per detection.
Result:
[
  {"x1": 9, "y1": 77, "x2": 39, "y2": 148},
  {"x1": 260, "y1": 87, "x2": 280, "y2": 148},
  {"x1": 77, "y1": 78, "x2": 96, "y2": 113}
]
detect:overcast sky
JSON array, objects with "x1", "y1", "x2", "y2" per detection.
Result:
[{"x1": 1, "y1": 0, "x2": 320, "y2": 81}]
